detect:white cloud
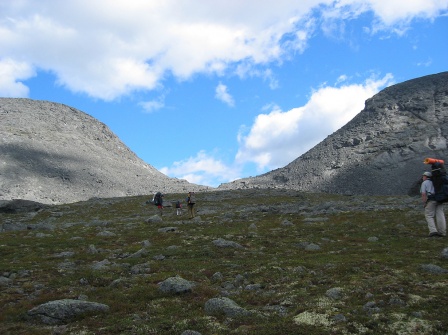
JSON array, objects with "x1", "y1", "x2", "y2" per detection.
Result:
[
  {"x1": 366, "y1": 0, "x2": 447, "y2": 25},
  {"x1": 0, "y1": 1, "x2": 445, "y2": 100},
  {"x1": 0, "y1": 58, "x2": 35, "y2": 97},
  {"x1": 326, "y1": 0, "x2": 448, "y2": 34},
  {"x1": 416, "y1": 58, "x2": 433, "y2": 67},
  {"x1": 235, "y1": 73, "x2": 395, "y2": 171},
  {"x1": 160, "y1": 150, "x2": 241, "y2": 187},
  {"x1": 139, "y1": 93, "x2": 167, "y2": 113},
  {"x1": 139, "y1": 100, "x2": 164, "y2": 113},
  {"x1": 215, "y1": 83, "x2": 235, "y2": 107},
  {"x1": 336, "y1": 74, "x2": 349, "y2": 84}
]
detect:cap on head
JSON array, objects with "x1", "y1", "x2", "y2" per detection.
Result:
[{"x1": 423, "y1": 171, "x2": 432, "y2": 177}]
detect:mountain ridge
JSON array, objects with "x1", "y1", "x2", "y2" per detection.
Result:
[
  {"x1": 0, "y1": 98, "x2": 209, "y2": 204},
  {"x1": 2, "y1": 72, "x2": 447, "y2": 204},
  {"x1": 218, "y1": 71, "x2": 448, "y2": 195}
]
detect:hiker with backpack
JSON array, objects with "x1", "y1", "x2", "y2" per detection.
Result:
[
  {"x1": 186, "y1": 192, "x2": 196, "y2": 219},
  {"x1": 420, "y1": 170, "x2": 446, "y2": 237},
  {"x1": 153, "y1": 192, "x2": 164, "y2": 216},
  {"x1": 175, "y1": 200, "x2": 182, "y2": 216}
]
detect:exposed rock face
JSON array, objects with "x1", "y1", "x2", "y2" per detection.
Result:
[
  {"x1": 219, "y1": 72, "x2": 448, "y2": 195},
  {"x1": 0, "y1": 98, "x2": 208, "y2": 204}
]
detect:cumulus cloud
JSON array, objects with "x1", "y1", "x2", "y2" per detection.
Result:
[
  {"x1": 215, "y1": 83, "x2": 235, "y2": 107},
  {"x1": 0, "y1": 1, "x2": 445, "y2": 100},
  {"x1": 159, "y1": 150, "x2": 241, "y2": 187},
  {"x1": 235, "y1": 73, "x2": 395, "y2": 171},
  {"x1": 139, "y1": 93, "x2": 167, "y2": 113},
  {"x1": 366, "y1": 0, "x2": 447, "y2": 25},
  {"x1": 0, "y1": 58, "x2": 35, "y2": 97}
]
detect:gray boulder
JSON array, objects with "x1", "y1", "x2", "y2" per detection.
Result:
[
  {"x1": 158, "y1": 227, "x2": 178, "y2": 233},
  {"x1": 27, "y1": 299, "x2": 109, "y2": 325},
  {"x1": 212, "y1": 238, "x2": 243, "y2": 248},
  {"x1": 326, "y1": 287, "x2": 344, "y2": 300},
  {"x1": 127, "y1": 248, "x2": 148, "y2": 258},
  {"x1": 130, "y1": 262, "x2": 151, "y2": 275},
  {"x1": 0, "y1": 276, "x2": 13, "y2": 287},
  {"x1": 420, "y1": 264, "x2": 448, "y2": 274},
  {"x1": 0, "y1": 199, "x2": 46, "y2": 213},
  {"x1": 158, "y1": 276, "x2": 195, "y2": 294},
  {"x1": 204, "y1": 297, "x2": 251, "y2": 318},
  {"x1": 90, "y1": 259, "x2": 112, "y2": 271},
  {"x1": 296, "y1": 242, "x2": 321, "y2": 251},
  {"x1": 147, "y1": 215, "x2": 163, "y2": 223}
]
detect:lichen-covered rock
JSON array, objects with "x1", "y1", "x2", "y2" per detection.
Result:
[
  {"x1": 158, "y1": 276, "x2": 195, "y2": 294},
  {"x1": 27, "y1": 299, "x2": 109, "y2": 325},
  {"x1": 146, "y1": 215, "x2": 163, "y2": 223},
  {"x1": 326, "y1": 287, "x2": 344, "y2": 300},
  {"x1": 212, "y1": 238, "x2": 243, "y2": 248},
  {"x1": 90, "y1": 259, "x2": 112, "y2": 271},
  {"x1": 130, "y1": 262, "x2": 151, "y2": 275},
  {"x1": 420, "y1": 264, "x2": 448, "y2": 274},
  {"x1": 0, "y1": 276, "x2": 13, "y2": 287},
  {"x1": 204, "y1": 297, "x2": 251, "y2": 318}
]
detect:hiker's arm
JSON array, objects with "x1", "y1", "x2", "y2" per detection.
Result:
[{"x1": 421, "y1": 192, "x2": 427, "y2": 206}]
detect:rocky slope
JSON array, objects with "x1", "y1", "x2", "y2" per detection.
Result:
[
  {"x1": 219, "y1": 72, "x2": 448, "y2": 195},
  {"x1": 0, "y1": 98, "x2": 208, "y2": 204}
]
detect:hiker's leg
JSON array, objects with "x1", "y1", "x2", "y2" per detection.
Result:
[
  {"x1": 425, "y1": 201, "x2": 438, "y2": 234},
  {"x1": 435, "y1": 203, "x2": 446, "y2": 235}
]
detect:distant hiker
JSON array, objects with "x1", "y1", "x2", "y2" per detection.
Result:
[
  {"x1": 186, "y1": 192, "x2": 196, "y2": 219},
  {"x1": 153, "y1": 192, "x2": 164, "y2": 216},
  {"x1": 175, "y1": 200, "x2": 182, "y2": 216},
  {"x1": 420, "y1": 171, "x2": 446, "y2": 237}
]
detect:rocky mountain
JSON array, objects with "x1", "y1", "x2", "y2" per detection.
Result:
[
  {"x1": 0, "y1": 98, "x2": 209, "y2": 204},
  {"x1": 2, "y1": 72, "x2": 447, "y2": 204},
  {"x1": 219, "y1": 72, "x2": 448, "y2": 195}
]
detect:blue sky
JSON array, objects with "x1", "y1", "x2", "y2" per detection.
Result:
[{"x1": 1, "y1": 1, "x2": 447, "y2": 187}]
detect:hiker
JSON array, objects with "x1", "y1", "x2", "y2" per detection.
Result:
[
  {"x1": 153, "y1": 192, "x2": 164, "y2": 216},
  {"x1": 175, "y1": 200, "x2": 182, "y2": 216},
  {"x1": 420, "y1": 171, "x2": 446, "y2": 237},
  {"x1": 186, "y1": 192, "x2": 196, "y2": 219}
]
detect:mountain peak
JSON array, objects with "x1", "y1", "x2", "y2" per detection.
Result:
[
  {"x1": 219, "y1": 72, "x2": 448, "y2": 195},
  {"x1": 0, "y1": 98, "x2": 208, "y2": 204}
]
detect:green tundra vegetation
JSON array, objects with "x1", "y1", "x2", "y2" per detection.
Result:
[{"x1": 0, "y1": 189, "x2": 447, "y2": 334}]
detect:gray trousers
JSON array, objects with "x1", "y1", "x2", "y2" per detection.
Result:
[{"x1": 425, "y1": 200, "x2": 447, "y2": 235}]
